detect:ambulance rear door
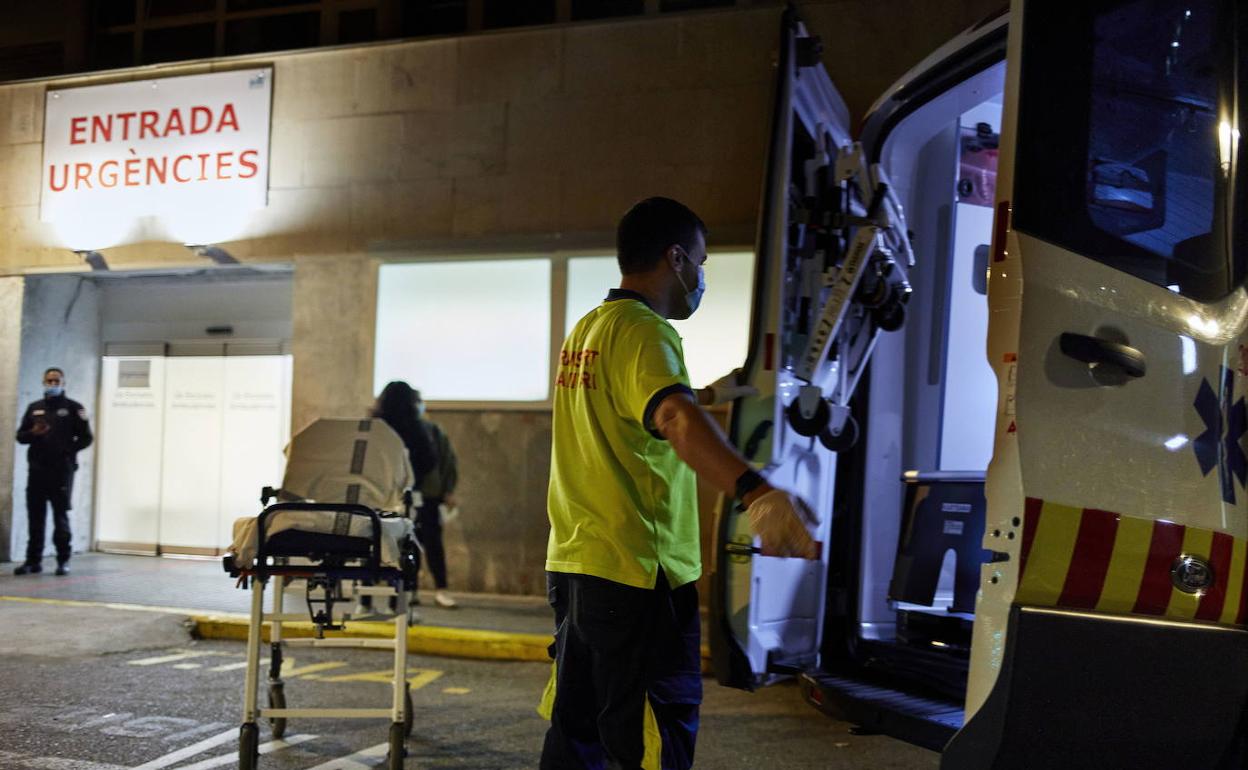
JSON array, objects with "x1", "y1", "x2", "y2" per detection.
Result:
[
  {"x1": 708, "y1": 8, "x2": 853, "y2": 689},
  {"x1": 945, "y1": 0, "x2": 1248, "y2": 765}
]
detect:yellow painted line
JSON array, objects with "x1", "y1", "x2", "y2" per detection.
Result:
[
  {"x1": 193, "y1": 616, "x2": 554, "y2": 663},
  {"x1": 1166, "y1": 526, "x2": 1213, "y2": 620},
  {"x1": 1095, "y1": 514, "x2": 1153, "y2": 615},
  {"x1": 1222, "y1": 538, "x2": 1248, "y2": 626},
  {"x1": 282, "y1": 661, "x2": 349, "y2": 678},
  {"x1": 1016, "y1": 501, "x2": 1081, "y2": 606},
  {"x1": 0, "y1": 595, "x2": 219, "y2": 616},
  {"x1": 172, "y1": 663, "x2": 202, "y2": 670},
  {"x1": 443, "y1": 687, "x2": 471, "y2": 695},
  {"x1": 321, "y1": 668, "x2": 443, "y2": 689}
]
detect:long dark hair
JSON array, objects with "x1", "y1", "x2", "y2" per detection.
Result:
[{"x1": 372, "y1": 381, "x2": 438, "y2": 481}]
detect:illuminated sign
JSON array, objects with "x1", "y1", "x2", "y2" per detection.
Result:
[{"x1": 40, "y1": 69, "x2": 272, "y2": 243}]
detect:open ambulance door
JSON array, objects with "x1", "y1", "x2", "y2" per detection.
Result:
[
  {"x1": 944, "y1": 0, "x2": 1248, "y2": 766},
  {"x1": 707, "y1": 8, "x2": 854, "y2": 690}
]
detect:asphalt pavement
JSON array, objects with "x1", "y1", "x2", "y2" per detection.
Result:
[{"x1": 0, "y1": 554, "x2": 941, "y2": 768}]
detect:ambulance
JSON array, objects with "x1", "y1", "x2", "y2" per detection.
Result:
[{"x1": 711, "y1": 2, "x2": 1248, "y2": 765}]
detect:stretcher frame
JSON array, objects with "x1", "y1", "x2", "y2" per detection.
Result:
[{"x1": 227, "y1": 502, "x2": 417, "y2": 770}]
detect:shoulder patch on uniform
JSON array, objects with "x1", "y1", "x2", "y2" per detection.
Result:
[
  {"x1": 56, "y1": 408, "x2": 69, "y2": 417},
  {"x1": 78, "y1": 409, "x2": 88, "y2": 420}
]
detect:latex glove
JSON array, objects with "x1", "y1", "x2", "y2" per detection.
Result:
[
  {"x1": 747, "y1": 489, "x2": 819, "y2": 559},
  {"x1": 706, "y1": 369, "x2": 759, "y2": 406}
]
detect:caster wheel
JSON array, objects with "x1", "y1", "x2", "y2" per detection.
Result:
[
  {"x1": 239, "y1": 722, "x2": 259, "y2": 770},
  {"x1": 387, "y1": 721, "x2": 407, "y2": 769},
  {"x1": 786, "y1": 396, "x2": 830, "y2": 438},
  {"x1": 268, "y1": 682, "x2": 286, "y2": 739},
  {"x1": 819, "y1": 414, "x2": 859, "y2": 452},
  {"x1": 405, "y1": 683, "x2": 414, "y2": 737}
]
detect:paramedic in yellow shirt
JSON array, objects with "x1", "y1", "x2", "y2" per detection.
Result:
[{"x1": 542, "y1": 197, "x2": 819, "y2": 770}]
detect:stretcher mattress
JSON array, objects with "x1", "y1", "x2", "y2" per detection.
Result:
[
  {"x1": 279, "y1": 418, "x2": 417, "y2": 512},
  {"x1": 229, "y1": 511, "x2": 414, "y2": 570}
]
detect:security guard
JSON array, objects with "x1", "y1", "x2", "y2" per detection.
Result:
[
  {"x1": 14, "y1": 367, "x2": 93, "y2": 576},
  {"x1": 541, "y1": 198, "x2": 818, "y2": 770}
]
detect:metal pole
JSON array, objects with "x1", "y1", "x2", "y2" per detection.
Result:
[
  {"x1": 242, "y1": 577, "x2": 264, "y2": 723},
  {"x1": 392, "y1": 588, "x2": 408, "y2": 723}
]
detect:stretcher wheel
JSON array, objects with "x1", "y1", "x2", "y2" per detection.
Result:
[
  {"x1": 239, "y1": 722, "x2": 259, "y2": 770},
  {"x1": 268, "y1": 683, "x2": 287, "y2": 739},
  {"x1": 819, "y1": 414, "x2": 859, "y2": 452},
  {"x1": 387, "y1": 721, "x2": 407, "y2": 769},
  {"x1": 786, "y1": 396, "x2": 830, "y2": 438},
  {"x1": 405, "y1": 683, "x2": 414, "y2": 737}
]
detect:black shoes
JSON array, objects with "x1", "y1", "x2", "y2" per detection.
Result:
[{"x1": 14, "y1": 561, "x2": 70, "y2": 575}]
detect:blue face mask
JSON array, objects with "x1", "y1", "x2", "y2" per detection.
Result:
[
  {"x1": 45, "y1": 386, "x2": 64, "y2": 398},
  {"x1": 672, "y1": 262, "x2": 706, "y2": 320}
]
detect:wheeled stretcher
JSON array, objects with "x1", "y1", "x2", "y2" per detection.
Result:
[{"x1": 223, "y1": 418, "x2": 420, "y2": 770}]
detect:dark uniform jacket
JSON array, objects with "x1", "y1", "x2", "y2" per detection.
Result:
[{"x1": 16, "y1": 396, "x2": 93, "y2": 474}]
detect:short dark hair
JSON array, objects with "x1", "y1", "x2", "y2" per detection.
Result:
[
  {"x1": 616, "y1": 197, "x2": 707, "y2": 275},
  {"x1": 44, "y1": 367, "x2": 64, "y2": 378}
]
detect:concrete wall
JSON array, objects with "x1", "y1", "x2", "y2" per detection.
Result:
[
  {"x1": 8, "y1": 275, "x2": 100, "y2": 563},
  {"x1": 431, "y1": 410, "x2": 552, "y2": 595},
  {"x1": 291, "y1": 255, "x2": 379, "y2": 433},
  {"x1": 0, "y1": 278, "x2": 24, "y2": 562}
]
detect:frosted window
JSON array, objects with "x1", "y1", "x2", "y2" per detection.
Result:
[
  {"x1": 565, "y1": 252, "x2": 755, "y2": 389},
  {"x1": 375, "y1": 260, "x2": 552, "y2": 401}
]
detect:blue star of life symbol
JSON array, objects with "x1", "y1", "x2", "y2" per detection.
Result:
[{"x1": 1194, "y1": 365, "x2": 1247, "y2": 504}]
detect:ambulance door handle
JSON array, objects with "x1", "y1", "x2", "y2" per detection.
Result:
[{"x1": 1059, "y1": 333, "x2": 1147, "y2": 379}]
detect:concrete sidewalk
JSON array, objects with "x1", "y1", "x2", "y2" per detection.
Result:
[{"x1": 0, "y1": 552, "x2": 555, "y2": 662}]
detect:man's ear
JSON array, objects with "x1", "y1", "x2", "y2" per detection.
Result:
[{"x1": 666, "y1": 245, "x2": 686, "y2": 268}]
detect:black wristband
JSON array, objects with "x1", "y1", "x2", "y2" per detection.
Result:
[{"x1": 735, "y1": 469, "x2": 766, "y2": 501}]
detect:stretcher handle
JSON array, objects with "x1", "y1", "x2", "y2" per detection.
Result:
[{"x1": 254, "y1": 502, "x2": 383, "y2": 578}]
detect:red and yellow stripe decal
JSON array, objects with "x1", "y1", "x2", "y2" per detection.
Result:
[{"x1": 1017, "y1": 498, "x2": 1248, "y2": 625}]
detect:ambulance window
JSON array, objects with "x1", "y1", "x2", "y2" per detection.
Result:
[{"x1": 1013, "y1": 0, "x2": 1238, "y2": 301}]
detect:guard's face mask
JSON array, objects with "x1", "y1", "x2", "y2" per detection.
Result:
[
  {"x1": 672, "y1": 256, "x2": 705, "y2": 320},
  {"x1": 44, "y1": 386, "x2": 64, "y2": 398}
]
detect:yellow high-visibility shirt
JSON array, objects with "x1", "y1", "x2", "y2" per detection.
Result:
[{"x1": 546, "y1": 289, "x2": 701, "y2": 590}]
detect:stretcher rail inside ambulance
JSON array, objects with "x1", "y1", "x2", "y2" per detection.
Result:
[{"x1": 783, "y1": 139, "x2": 915, "y2": 449}]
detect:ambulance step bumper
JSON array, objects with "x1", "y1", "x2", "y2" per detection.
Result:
[{"x1": 798, "y1": 670, "x2": 962, "y2": 752}]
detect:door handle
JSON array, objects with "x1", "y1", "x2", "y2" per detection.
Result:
[{"x1": 1059, "y1": 333, "x2": 1147, "y2": 378}]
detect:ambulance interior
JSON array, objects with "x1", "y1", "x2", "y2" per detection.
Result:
[{"x1": 847, "y1": 61, "x2": 1006, "y2": 699}]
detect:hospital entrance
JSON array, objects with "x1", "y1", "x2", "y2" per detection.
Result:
[{"x1": 88, "y1": 268, "x2": 293, "y2": 557}]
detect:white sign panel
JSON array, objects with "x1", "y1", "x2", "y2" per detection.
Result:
[{"x1": 41, "y1": 68, "x2": 272, "y2": 224}]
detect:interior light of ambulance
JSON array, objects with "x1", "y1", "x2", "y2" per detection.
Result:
[
  {"x1": 1218, "y1": 121, "x2": 1239, "y2": 173},
  {"x1": 1164, "y1": 434, "x2": 1190, "y2": 451},
  {"x1": 1181, "y1": 336, "x2": 1197, "y2": 374}
]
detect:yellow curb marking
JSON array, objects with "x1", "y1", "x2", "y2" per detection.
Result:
[
  {"x1": 443, "y1": 687, "x2": 471, "y2": 695},
  {"x1": 192, "y1": 615, "x2": 554, "y2": 663}
]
